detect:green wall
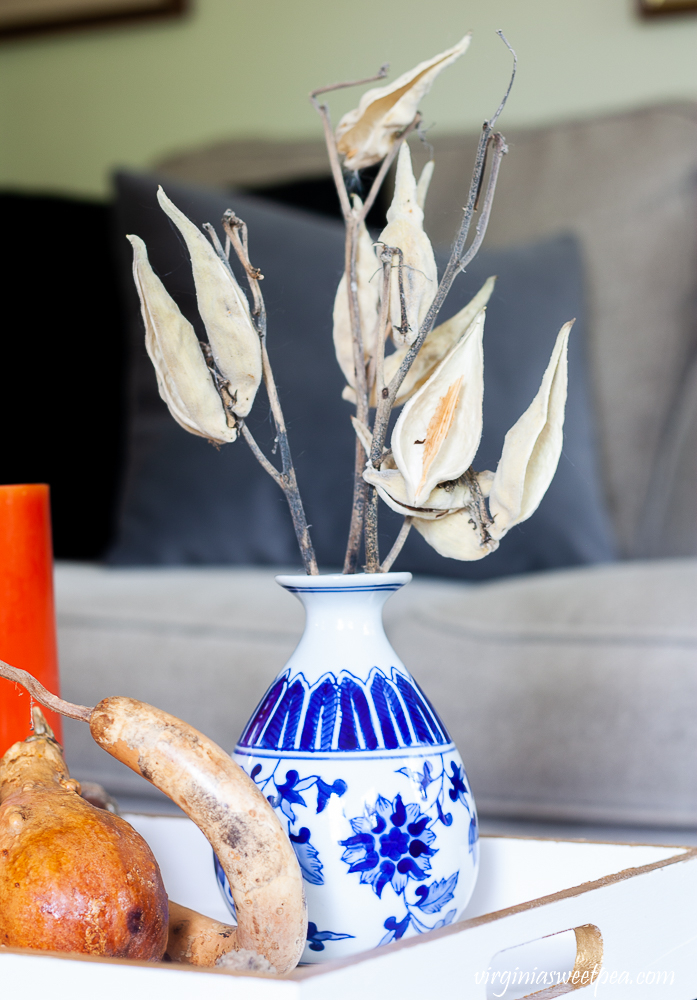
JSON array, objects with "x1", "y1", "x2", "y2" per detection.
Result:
[{"x1": 1, "y1": 0, "x2": 696, "y2": 198}]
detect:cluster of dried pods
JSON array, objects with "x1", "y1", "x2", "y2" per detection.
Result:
[{"x1": 129, "y1": 31, "x2": 572, "y2": 575}]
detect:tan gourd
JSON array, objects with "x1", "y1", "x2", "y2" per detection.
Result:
[
  {"x1": 0, "y1": 661, "x2": 307, "y2": 974},
  {"x1": 0, "y1": 708, "x2": 168, "y2": 960}
]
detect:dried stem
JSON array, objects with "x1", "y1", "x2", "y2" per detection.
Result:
[
  {"x1": 239, "y1": 422, "x2": 284, "y2": 488},
  {"x1": 223, "y1": 212, "x2": 318, "y2": 576},
  {"x1": 310, "y1": 64, "x2": 389, "y2": 100},
  {"x1": 364, "y1": 247, "x2": 396, "y2": 571},
  {"x1": 310, "y1": 66, "x2": 420, "y2": 572},
  {"x1": 381, "y1": 517, "x2": 413, "y2": 573},
  {"x1": 342, "y1": 212, "x2": 370, "y2": 573},
  {"x1": 0, "y1": 660, "x2": 93, "y2": 723}
]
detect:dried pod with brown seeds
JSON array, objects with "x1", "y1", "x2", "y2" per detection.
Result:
[{"x1": 0, "y1": 708, "x2": 168, "y2": 960}]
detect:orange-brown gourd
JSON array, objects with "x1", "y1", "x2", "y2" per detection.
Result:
[{"x1": 0, "y1": 708, "x2": 168, "y2": 960}]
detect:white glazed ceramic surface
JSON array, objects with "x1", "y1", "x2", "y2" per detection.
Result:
[{"x1": 218, "y1": 573, "x2": 478, "y2": 963}]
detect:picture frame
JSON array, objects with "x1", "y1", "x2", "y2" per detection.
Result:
[
  {"x1": 0, "y1": 0, "x2": 188, "y2": 40},
  {"x1": 638, "y1": 0, "x2": 697, "y2": 16}
]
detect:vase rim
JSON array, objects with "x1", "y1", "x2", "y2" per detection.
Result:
[{"x1": 275, "y1": 571, "x2": 412, "y2": 591}]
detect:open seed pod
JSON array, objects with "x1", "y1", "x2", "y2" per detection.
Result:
[
  {"x1": 335, "y1": 33, "x2": 471, "y2": 171},
  {"x1": 488, "y1": 322, "x2": 572, "y2": 539},
  {"x1": 391, "y1": 308, "x2": 485, "y2": 505}
]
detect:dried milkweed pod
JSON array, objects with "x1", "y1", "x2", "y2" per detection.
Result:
[
  {"x1": 378, "y1": 144, "x2": 438, "y2": 345},
  {"x1": 128, "y1": 235, "x2": 236, "y2": 444},
  {"x1": 416, "y1": 160, "x2": 435, "y2": 211},
  {"x1": 488, "y1": 322, "x2": 572, "y2": 539},
  {"x1": 391, "y1": 309, "x2": 485, "y2": 505},
  {"x1": 363, "y1": 465, "x2": 472, "y2": 519},
  {"x1": 333, "y1": 196, "x2": 381, "y2": 389},
  {"x1": 157, "y1": 188, "x2": 262, "y2": 418},
  {"x1": 413, "y1": 504, "x2": 499, "y2": 561},
  {"x1": 335, "y1": 34, "x2": 472, "y2": 171},
  {"x1": 383, "y1": 276, "x2": 496, "y2": 406}
]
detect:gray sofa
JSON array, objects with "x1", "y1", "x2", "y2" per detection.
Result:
[
  {"x1": 57, "y1": 103, "x2": 697, "y2": 835},
  {"x1": 57, "y1": 558, "x2": 697, "y2": 832}
]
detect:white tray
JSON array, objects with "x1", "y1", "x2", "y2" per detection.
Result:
[{"x1": 1, "y1": 813, "x2": 695, "y2": 999}]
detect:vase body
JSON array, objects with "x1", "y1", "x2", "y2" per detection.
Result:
[{"x1": 218, "y1": 572, "x2": 478, "y2": 963}]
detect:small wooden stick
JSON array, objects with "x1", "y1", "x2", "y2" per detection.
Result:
[
  {"x1": 381, "y1": 517, "x2": 414, "y2": 573},
  {"x1": 0, "y1": 659, "x2": 92, "y2": 723},
  {"x1": 222, "y1": 212, "x2": 318, "y2": 576}
]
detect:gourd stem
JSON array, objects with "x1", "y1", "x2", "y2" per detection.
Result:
[{"x1": 0, "y1": 661, "x2": 93, "y2": 723}]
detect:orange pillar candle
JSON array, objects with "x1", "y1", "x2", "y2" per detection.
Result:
[{"x1": 0, "y1": 484, "x2": 63, "y2": 754}]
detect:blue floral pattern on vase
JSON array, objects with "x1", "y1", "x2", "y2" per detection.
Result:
[
  {"x1": 340, "y1": 794, "x2": 436, "y2": 896},
  {"x1": 223, "y1": 572, "x2": 479, "y2": 963}
]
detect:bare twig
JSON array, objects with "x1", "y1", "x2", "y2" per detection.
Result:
[
  {"x1": 239, "y1": 422, "x2": 284, "y2": 488},
  {"x1": 0, "y1": 660, "x2": 92, "y2": 723},
  {"x1": 343, "y1": 439, "x2": 368, "y2": 574},
  {"x1": 456, "y1": 132, "x2": 507, "y2": 272},
  {"x1": 310, "y1": 64, "x2": 389, "y2": 100},
  {"x1": 310, "y1": 99, "x2": 352, "y2": 220},
  {"x1": 364, "y1": 247, "x2": 395, "y2": 571},
  {"x1": 463, "y1": 467, "x2": 494, "y2": 546},
  {"x1": 342, "y1": 211, "x2": 370, "y2": 572},
  {"x1": 490, "y1": 31, "x2": 517, "y2": 129},
  {"x1": 381, "y1": 517, "x2": 413, "y2": 572},
  {"x1": 222, "y1": 212, "x2": 318, "y2": 576}
]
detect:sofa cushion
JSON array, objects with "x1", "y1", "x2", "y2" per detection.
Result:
[
  {"x1": 108, "y1": 171, "x2": 614, "y2": 577},
  {"x1": 56, "y1": 559, "x2": 697, "y2": 826}
]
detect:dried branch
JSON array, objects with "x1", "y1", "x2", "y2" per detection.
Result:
[
  {"x1": 367, "y1": 35, "x2": 516, "y2": 467},
  {"x1": 222, "y1": 212, "x2": 318, "y2": 576},
  {"x1": 490, "y1": 31, "x2": 517, "y2": 129},
  {"x1": 0, "y1": 660, "x2": 92, "y2": 723},
  {"x1": 310, "y1": 99, "x2": 352, "y2": 220},
  {"x1": 364, "y1": 247, "x2": 395, "y2": 571},
  {"x1": 381, "y1": 517, "x2": 413, "y2": 572},
  {"x1": 310, "y1": 64, "x2": 389, "y2": 100},
  {"x1": 239, "y1": 422, "x2": 284, "y2": 488}
]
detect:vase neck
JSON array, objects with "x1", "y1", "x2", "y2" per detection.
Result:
[
  {"x1": 237, "y1": 572, "x2": 453, "y2": 755},
  {"x1": 276, "y1": 573, "x2": 410, "y2": 682}
]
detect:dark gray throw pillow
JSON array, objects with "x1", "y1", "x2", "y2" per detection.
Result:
[{"x1": 108, "y1": 170, "x2": 615, "y2": 577}]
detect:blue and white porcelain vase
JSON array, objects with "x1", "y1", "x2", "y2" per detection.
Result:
[{"x1": 216, "y1": 572, "x2": 478, "y2": 963}]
